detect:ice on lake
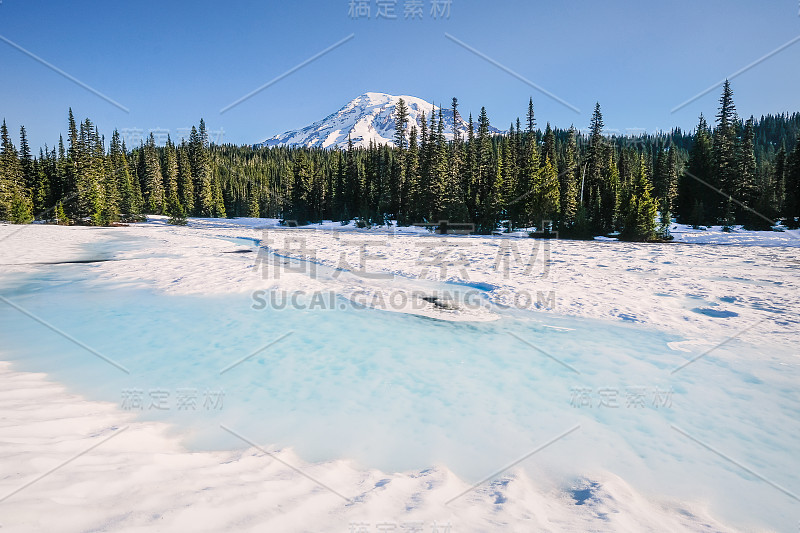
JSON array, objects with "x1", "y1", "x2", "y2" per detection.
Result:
[{"x1": 0, "y1": 237, "x2": 798, "y2": 531}]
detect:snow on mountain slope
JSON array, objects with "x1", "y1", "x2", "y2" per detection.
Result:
[{"x1": 257, "y1": 92, "x2": 503, "y2": 149}]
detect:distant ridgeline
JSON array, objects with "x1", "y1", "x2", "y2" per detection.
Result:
[{"x1": 1, "y1": 81, "x2": 799, "y2": 241}]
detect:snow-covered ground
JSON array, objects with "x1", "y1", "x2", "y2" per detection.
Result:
[
  {"x1": 6, "y1": 216, "x2": 792, "y2": 345},
  {"x1": 0, "y1": 361, "x2": 739, "y2": 532},
  {"x1": 1, "y1": 218, "x2": 798, "y2": 532}
]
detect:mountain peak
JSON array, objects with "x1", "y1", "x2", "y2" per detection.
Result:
[{"x1": 257, "y1": 93, "x2": 501, "y2": 149}]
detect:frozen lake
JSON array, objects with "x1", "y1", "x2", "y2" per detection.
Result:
[{"x1": 1, "y1": 230, "x2": 798, "y2": 531}]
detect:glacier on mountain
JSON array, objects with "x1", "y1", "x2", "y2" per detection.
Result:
[{"x1": 256, "y1": 92, "x2": 503, "y2": 149}]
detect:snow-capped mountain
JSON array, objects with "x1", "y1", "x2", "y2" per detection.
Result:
[{"x1": 257, "y1": 92, "x2": 503, "y2": 149}]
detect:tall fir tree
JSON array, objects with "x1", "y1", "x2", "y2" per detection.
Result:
[
  {"x1": 533, "y1": 155, "x2": 560, "y2": 230},
  {"x1": 679, "y1": 114, "x2": 714, "y2": 225},
  {"x1": 515, "y1": 111, "x2": 540, "y2": 229},
  {"x1": 542, "y1": 123, "x2": 556, "y2": 168},
  {"x1": 444, "y1": 97, "x2": 467, "y2": 223},
  {"x1": 142, "y1": 133, "x2": 166, "y2": 215},
  {"x1": 64, "y1": 109, "x2": 79, "y2": 218},
  {"x1": 737, "y1": 116, "x2": 761, "y2": 226},
  {"x1": 474, "y1": 107, "x2": 497, "y2": 233},
  {"x1": 346, "y1": 134, "x2": 361, "y2": 219},
  {"x1": 109, "y1": 130, "x2": 141, "y2": 219},
  {"x1": 287, "y1": 151, "x2": 312, "y2": 224},
  {"x1": 586, "y1": 103, "x2": 606, "y2": 231},
  {"x1": 177, "y1": 143, "x2": 194, "y2": 216},
  {"x1": 96, "y1": 126, "x2": 120, "y2": 224},
  {"x1": 189, "y1": 122, "x2": 214, "y2": 216},
  {"x1": 74, "y1": 118, "x2": 105, "y2": 224},
  {"x1": 19, "y1": 126, "x2": 35, "y2": 192},
  {"x1": 402, "y1": 125, "x2": 420, "y2": 224},
  {"x1": 0, "y1": 120, "x2": 30, "y2": 222},
  {"x1": 162, "y1": 136, "x2": 180, "y2": 207},
  {"x1": 560, "y1": 126, "x2": 579, "y2": 228},
  {"x1": 390, "y1": 98, "x2": 408, "y2": 218},
  {"x1": 784, "y1": 135, "x2": 800, "y2": 228},
  {"x1": 526, "y1": 97, "x2": 536, "y2": 135},
  {"x1": 713, "y1": 80, "x2": 739, "y2": 219},
  {"x1": 621, "y1": 154, "x2": 657, "y2": 241},
  {"x1": 31, "y1": 152, "x2": 51, "y2": 214},
  {"x1": 0, "y1": 120, "x2": 19, "y2": 218}
]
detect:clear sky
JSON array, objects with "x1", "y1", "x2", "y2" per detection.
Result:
[{"x1": 1, "y1": 0, "x2": 799, "y2": 150}]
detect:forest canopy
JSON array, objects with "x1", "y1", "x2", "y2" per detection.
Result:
[{"x1": 1, "y1": 81, "x2": 799, "y2": 241}]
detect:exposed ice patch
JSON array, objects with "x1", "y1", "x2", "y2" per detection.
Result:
[{"x1": 691, "y1": 308, "x2": 739, "y2": 318}]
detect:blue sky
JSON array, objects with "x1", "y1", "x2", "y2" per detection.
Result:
[{"x1": 1, "y1": 0, "x2": 799, "y2": 149}]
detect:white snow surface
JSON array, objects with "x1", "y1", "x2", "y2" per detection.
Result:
[
  {"x1": 4, "y1": 217, "x2": 792, "y2": 344},
  {"x1": 0, "y1": 218, "x2": 798, "y2": 532},
  {"x1": 256, "y1": 92, "x2": 503, "y2": 149},
  {"x1": 0, "y1": 360, "x2": 739, "y2": 532}
]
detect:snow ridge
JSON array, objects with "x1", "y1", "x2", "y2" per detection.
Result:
[{"x1": 257, "y1": 92, "x2": 503, "y2": 149}]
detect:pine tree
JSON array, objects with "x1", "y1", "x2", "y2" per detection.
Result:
[
  {"x1": 9, "y1": 189, "x2": 33, "y2": 224},
  {"x1": 32, "y1": 155, "x2": 51, "y2": 214},
  {"x1": 332, "y1": 150, "x2": 346, "y2": 221},
  {"x1": 587, "y1": 103, "x2": 606, "y2": 232},
  {"x1": 533, "y1": 155, "x2": 560, "y2": 230},
  {"x1": 433, "y1": 108, "x2": 451, "y2": 223},
  {"x1": 560, "y1": 126, "x2": 579, "y2": 227},
  {"x1": 0, "y1": 120, "x2": 23, "y2": 220},
  {"x1": 162, "y1": 136, "x2": 180, "y2": 207},
  {"x1": 167, "y1": 195, "x2": 187, "y2": 225},
  {"x1": 73, "y1": 118, "x2": 105, "y2": 224},
  {"x1": 497, "y1": 131, "x2": 516, "y2": 221},
  {"x1": 721, "y1": 196, "x2": 735, "y2": 231},
  {"x1": 474, "y1": 107, "x2": 497, "y2": 233},
  {"x1": 63, "y1": 109, "x2": 79, "y2": 218},
  {"x1": 54, "y1": 201, "x2": 69, "y2": 225},
  {"x1": 679, "y1": 114, "x2": 714, "y2": 224},
  {"x1": 393, "y1": 98, "x2": 409, "y2": 150},
  {"x1": 443, "y1": 97, "x2": 467, "y2": 224},
  {"x1": 654, "y1": 149, "x2": 668, "y2": 200},
  {"x1": 248, "y1": 182, "x2": 260, "y2": 218},
  {"x1": 656, "y1": 144, "x2": 678, "y2": 238},
  {"x1": 774, "y1": 144, "x2": 787, "y2": 214},
  {"x1": 390, "y1": 98, "x2": 408, "y2": 218},
  {"x1": 419, "y1": 111, "x2": 439, "y2": 221},
  {"x1": 621, "y1": 154, "x2": 657, "y2": 241},
  {"x1": 96, "y1": 126, "x2": 119, "y2": 224},
  {"x1": 713, "y1": 80, "x2": 739, "y2": 219},
  {"x1": 401, "y1": 125, "x2": 420, "y2": 224},
  {"x1": 464, "y1": 112, "x2": 477, "y2": 222},
  {"x1": 600, "y1": 148, "x2": 620, "y2": 231},
  {"x1": 689, "y1": 199, "x2": 705, "y2": 228},
  {"x1": 189, "y1": 122, "x2": 214, "y2": 216},
  {"x1": 19, "y1": 126, "x2": 35, "y2": 192},
  {"x1": 542, "y1": 123, "x2": 556, "y2": 168},
  {"x1": 737, "y1": 116, "x2": 759, "y2": 226},
  {"x1": 109, "y1": 130, "x2": 141, "y2": 219},
  {"x1": 526, "y1": 97, "x2": 536, "y2": 135},
  {"x1": 142, "y1": 133, "x2": 166, "y2": 214},
  {"x1": 211, "y1": 169, "x2": 227, "y2": 218},
  {"x1": 346, "y1": 134, "x2": 362, "y2": 219},
  {"x1": 784, "y1": 135, "x2": 800, "y2": 228},
  {"x1": 287, "y1": 151, "x2": 312, "y2": 225},
  {"x1": 177, "y1": 144, "x2": 194, "y2": 215},
  {"x1": 54, "y1": 135, "x2": 67, "y2": 204},
  {"x1": 515, "y1": 116, "x2": 540, "y2": 229},
  {"x1": 665, "y1": 147, "x2": 679, "y2": 213}
]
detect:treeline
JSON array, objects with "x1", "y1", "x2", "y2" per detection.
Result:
[
  {"x1": 1, "y1": 80, "x2": 799, "y2": 240},
  {"x1": 0, "y1": 110, "x2": 226, "y2": 226}
]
